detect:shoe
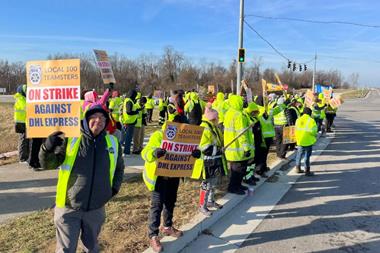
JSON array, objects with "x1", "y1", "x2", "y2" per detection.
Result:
[
  {"x1": 295, "y1": 165, "x2": 304, "y2": 174},
  {"x1": 19, "y1": 160, "x2": 28, "y2": 164},
  {"x1": 132, "y1": 151, "x2": 141, "y2": 155},
  {"x1": 150, "y1": 236, "x2": 163, "y2": 253},
  {"x1": 252, "y1": 176, "x2": 260, "y2": 182},
  {"x1": 199, "y1": 206, "x2": 212, "y2": 217},
  {"x1": 160, "y1": 226, "x2": 183, "y2": 238},
  {"x1": 240, "y1": 185, "x2": 248, "y2": 191},
  {"x1": 32, "y1": 167, "x2": 43, "y2": 172},
  {"x1": 207, "y1": 202, "x2": 223, "y2": 209},
  {"x1": 122, "y1": 153, "x2": 131, "y2": 157},
  {"x1": 305, "y1": 171, "x2": 314, "y2": 176},
  {"x1": 228, "y1": 188, "x2": 246, "y2": 195},
  {"x1": 264, "y1": 167, "x2": 270, "y2": 172},
  {"x1": 243, "y1": 177, "x2": 256, "y2": 186}
]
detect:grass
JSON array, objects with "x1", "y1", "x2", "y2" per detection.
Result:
[
  {"x1": 340, "y1": 89, "x2": 369, "y2": 100},
  {"x1": 0, "y1": 175, "x2": 229, "y2": 253},
  {"x1": 0, "y1": 103, "x2": 18, "y2": 154}
]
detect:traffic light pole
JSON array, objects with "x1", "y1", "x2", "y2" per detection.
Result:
[
  {"x1": 312, "y1": 53, "x2": 317, "y2": 93},
  {"x1": 236, "y1": 0, "x2": 244, "y2": 95}
]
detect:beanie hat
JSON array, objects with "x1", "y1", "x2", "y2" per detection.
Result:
[
  {"x1": 204, "y1": 103, "x2": 218, "y2": 121},
  {"x1": 84, "y1": 90, "x2": 98, "y2": 103},
  {"x1": 303, "y1": 107, "x2": 312, "y2": 116}
]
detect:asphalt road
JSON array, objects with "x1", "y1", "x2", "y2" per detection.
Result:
[{"x1": 237, "y1": 90, "x2": 380, "y2": 253}]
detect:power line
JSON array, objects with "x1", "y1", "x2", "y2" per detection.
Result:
[
  {"x1": 243, "y1": 20, "x2": 312, "y2": 65},
  {"x1": 245, "y1": 14, "x2": 380, "y2": 29}
]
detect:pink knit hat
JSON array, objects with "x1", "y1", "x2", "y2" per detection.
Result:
[{"x1": 204, "y1": 103, "x2": 218, "y2": 121}]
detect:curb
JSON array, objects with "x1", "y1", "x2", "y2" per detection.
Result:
[{"x1": 143, "y1": 134, "x2": 333, "y2": 253}]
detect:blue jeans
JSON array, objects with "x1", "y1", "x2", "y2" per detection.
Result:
[
  {"x1": 295, "y1": 145, "x2": 313, "y2": 168},
  {"x1": 123, "y1": 124, "x2": 135, "y2": 155}
]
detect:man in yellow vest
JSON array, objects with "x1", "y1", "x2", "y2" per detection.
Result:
[
  {"x1": 132, "y1": 96, "x2": 147, "y2": 154},
  {"x1": 273, "y1": 96, "x2": 290, "y2": 159},
  {"x1": 14, "y1": 84, "x2": 29, "y2": 163},
  {"x1": 141, "y1": 115, "x2": 200, "y2": 252},
  {"x1": 145, "y1": 94, "x2": 155, "y2": 123},
  {"x1": 108, "y1": 90, "x2": 123, "y2": 130},
  {"x1": 39, "y1": 105, "x2": 124, "y2": 252},
  {"x1": 224, "y1": 95, "x2": 254, "y2": 195},
  {"x1": 295, "y1": 107, "x2": 317, "y2": 176},
  {"x1": 122, "y1": 89, "x2": 140, "y2": 155}
]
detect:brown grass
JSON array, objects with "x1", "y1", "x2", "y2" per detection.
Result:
[
  {"x1": 0, "y1": 175, "x2": 229, "y2": 253},
  {"x1": 0, "y1": 103, "x2": 18, "y2": 154}
]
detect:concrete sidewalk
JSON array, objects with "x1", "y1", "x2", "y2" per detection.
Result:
[{"x1": 0, "y1": 155, "x2": 144, "y2": 224}]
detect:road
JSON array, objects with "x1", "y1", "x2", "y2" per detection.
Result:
[{"x1": 183, "y1": 90, "x2": 380, "y2": 253}]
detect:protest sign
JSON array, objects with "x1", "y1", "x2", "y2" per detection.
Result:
[
  {"x1": 329, "y1": 96, "x2": 342, "y2": 109},
  {"x1": 93, "y1": 49, "x2": 116, "y2": 84},
  {"x1": 156, "y1": 122, "x2": 204, "y2": 177},
  {"x1": 208, "y1": 85, "x2": 215, "y2": 94},
  {"x1": 304, "y1": 89, "x2": 315, "y2": 108},
  {"x1": 26, "y1": 59, "x2": 81, "y2": 138},
  {"x1": 241, "y1": 80, "x2": 253, "y2": 103},
  {"x1": 283, "y1": 126, "x2": 296, "y2": 144},
  {"x1": 323, "y1": 88, "x2": 333, "y2": 101}
]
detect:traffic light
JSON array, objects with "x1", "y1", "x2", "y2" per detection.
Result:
[
  {"x1": 299, "y1": 64, "x2": 302, "y2": 71},
  {"x1": 304, "y1": 64, "x2": 307, "y2": 71},
  {"x1": 238, "y1": 48, "x2": 245, "y2": 63},
  {"x1": 287, "y1": 60, "x2": 292, "y2": 69},
  {"x1": 292, "y1": 62, "x2": 296, "y2": 71}
]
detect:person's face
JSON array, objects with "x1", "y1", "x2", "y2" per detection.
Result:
[{"x1": 88, "y1": 112, "x2": 107, "y2": 136}]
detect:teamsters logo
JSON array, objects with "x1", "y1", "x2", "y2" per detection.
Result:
[
  {"x1": 165, "y1": 125, "x2": 177, "y2": 140},
  {"x1": 29, "y1": 65, "x2": 42, "y2": 85}
]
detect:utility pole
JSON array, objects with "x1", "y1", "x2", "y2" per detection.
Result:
[
  {"x1": 312, "y1": 53, "x2": 317, "y2": 93},
  {"x1": 236, "y1": 0, "x2": 244, "y2": 95}
]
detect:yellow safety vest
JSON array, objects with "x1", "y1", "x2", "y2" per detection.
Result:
[
  {"x1": 295, "y1": 115, "x2": 317, "y2": 146},
  {"x1": 122, "y1": 98, "x2": 138, "y2": 124},
  {"x1": 109, "y1": 97, "x2": 123, "y2": 122},
  {"x1": 141, "y1": 130, "x2": 163, "y2": 191},
  {"x1": 55, "y1": 135, "x2": 118, "y2": 208},
  {"x1": 274, "y1": 110, "x2": 287, "y2": 126},
  {"x1": 191, "y1": 119, "x2": 228, "y2": 179},
  {"x1": 14, "y1": 93, "x2": 26, "y2": 123}
]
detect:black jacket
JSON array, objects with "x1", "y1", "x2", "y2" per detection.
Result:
[{"x1": 39, "y1": 121, "x2": 124, "y2": 211}]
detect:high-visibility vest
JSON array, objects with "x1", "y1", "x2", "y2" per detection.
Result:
[
  {"x1": 259, "y1": 115, "x2": 275, "y2": 138},
  {"x1": 109, "y1": 97, "x2": 123, "y2": 122},
  {"x1": 223, "y1": 109, "x2": 254, "y2": 161},
  {"x1": 14, "y1": 93, "x2": 26, "y2": 124},
  {"x1": 274, "y1": 110, "x2": 287, "y2": 126},
  {"x1": 168, "y1": 103, "x2": 177, "y2": 121},
  {"x1": 122, "y1": 98, "x2": 138, "y2": 124},
  {"x1": 295, "y1": 114, "x2": 317, "y2": 146},
  {"x1": 141, "y1": 130, "x2": 163, "y2": 191},
  {"x1": 135, "y1": 103, "x2": 147, "y2": 128},
  {"x1": 145, "y1": 98, "x2": 155, "y2": 109},
  {"x1": 55, "y1": 135, "x2": 118, "y2": 208},
  {"x1": 192, "y1": 119, "x2": 228, "y2": 179}
]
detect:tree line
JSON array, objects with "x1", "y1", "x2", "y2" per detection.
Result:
[{"x1": 0, "y1": 46, "x2": 358, "y2": 95}]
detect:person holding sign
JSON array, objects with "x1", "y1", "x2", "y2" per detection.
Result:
[
  {"x1": 14, "y1": 84, "x2": 29, "y2": 163},
  {"x1": 295, "y1": 107, "x2": 317, "y2": 176},
  {"x1": 191, "y1": 105, "x2": 228, "y2": 217},
  {"x1": 141, "y1": 115, "x2": 201, "y2": 253},
  {"x1": 38, "y1": 105, "x2": 124, "y2": 253}
]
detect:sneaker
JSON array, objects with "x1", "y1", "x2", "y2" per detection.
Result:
[
  {"x1": 199, "y1": 206, "x2": 212, "y2": 217},
  {"x1": 240, "y1": 185, "x2": 248, "y2": 191},
  {"x1": 150, "y1": 236, "x2": 163, "y2": 253},
  {"x1": 19, "y1": 161, "x2": 28, "y2": 164},
  {"x1": 243, "y1": 178, "x2": 256, "y2": 186},
  {"x1": 207, "y1": 202, "x2": 223, "y2": 209},
  {"x1": 160, "y1": 226, "x2": 183, "y2": 238},
  {"x1": 32, "y1": 167, "x2": 43, "y2": 172}
]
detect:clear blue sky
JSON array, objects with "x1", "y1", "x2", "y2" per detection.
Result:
[{"x1": 1, "y1": 0, "x2": 380, "y2": 86}]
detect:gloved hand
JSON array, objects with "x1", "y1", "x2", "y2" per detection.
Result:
[
  {"x1": 44, "y1": 131, "x2": 64, "y2": 152},
  {"x1": 154, "y1": 148, "x2": 167, "y2": 158},
  {"x1": 244, "y1": 150, "x2": 251, "y2": 158},
  {"x1": 191, "y1": 149, "x2": 201, "y2": 158},
  {"x1": 108, "y1": 82, "x2": 114, "y2": 90}
]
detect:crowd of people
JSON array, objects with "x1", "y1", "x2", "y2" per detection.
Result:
[{"x1": 12, "y1": 83, "x2": 338, "y2": 252}]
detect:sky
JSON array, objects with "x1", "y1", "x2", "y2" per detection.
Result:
[{"x1": 1, "y1": 0, "x2": 380, "y2": 86}]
